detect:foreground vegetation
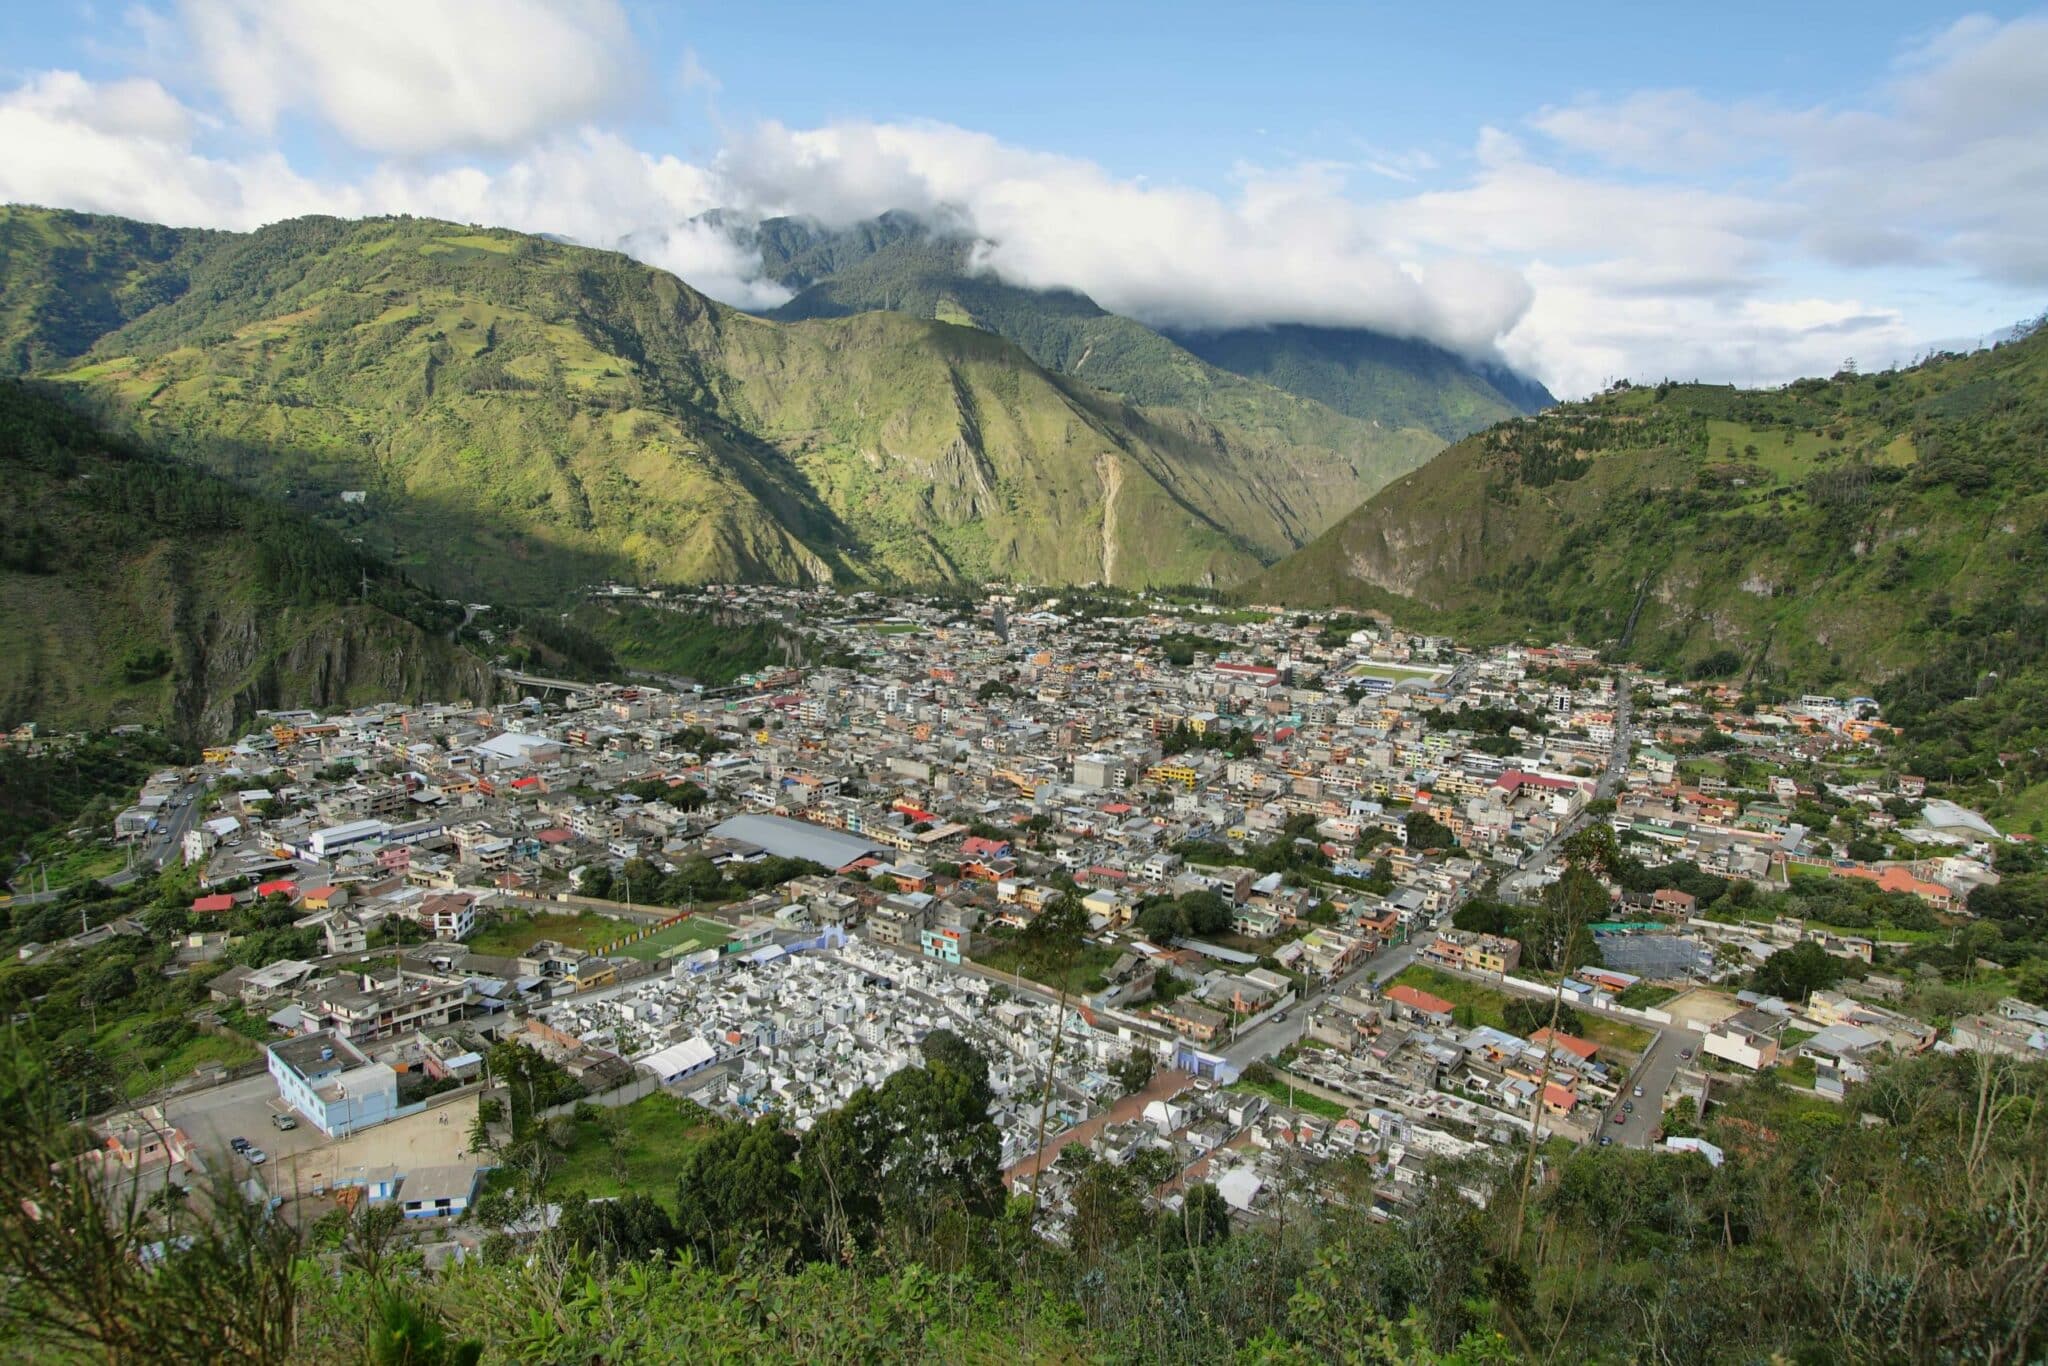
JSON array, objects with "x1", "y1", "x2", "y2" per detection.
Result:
[{"x1": 2, "y1": 1018, "x2": 2039, "y2": 1363}]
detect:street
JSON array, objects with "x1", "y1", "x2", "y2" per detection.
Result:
[{"x1": 1501, "y1": 675, "x2": 1633, "y2": 900}]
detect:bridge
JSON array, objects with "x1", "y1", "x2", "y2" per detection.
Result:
[{"x1": 494, "y1": 668, "x2": 596, "y2": 696}]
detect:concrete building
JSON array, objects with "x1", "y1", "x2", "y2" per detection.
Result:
[{"x1": 267, "y1": 1031, "x2": 402, "y2": 1138}]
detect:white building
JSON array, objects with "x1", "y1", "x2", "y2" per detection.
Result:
[{"x1": 267, "y1": 1031, "x2": 402, "y2": 1138}]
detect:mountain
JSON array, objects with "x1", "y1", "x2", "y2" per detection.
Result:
[
  {"x1": 746, "y1": 212, "x2": 1550, "y2": 442},
  {"x1": 0, "y1": 379, "x2": 494, "y2": 741},
  {"x1": 0, "y1": 205, "x2": 1428, "y2": 600},
  {"x1": 1248, "y1": 324, "x2": 2048, "y2": 688},
  {"x1": 1167, "y1": 322, "x2": 1554, "y2": 437},
  {"x1": 0, "y1": 207, "x2": 224, "y2": 375}
]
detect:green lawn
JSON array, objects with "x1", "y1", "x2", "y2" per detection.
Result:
[
  {"x1": 1389, "y1": 964, "x2": 1652, "y2": 1056},
  {"x1": 1234, "y1": 1074, "x2": 1349, "y2": 1121},
  {"x1": 468, "y1": 910, "x2": 634, "y2": 957},
  {"x1": 548, "y1": 1093, "x2": 720, "y2": 1200},
  {"x1": 973, "y1": 939, "x2": 1124, "y2": 996},
  {"x1": 1390, "y1": 964, "x2": 1514, "y2": 1029},
  {"x1": 610, "y1": 916, "x2": 732, "y2": 962}
]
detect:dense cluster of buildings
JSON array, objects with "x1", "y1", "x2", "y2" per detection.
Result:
[{"x1": 53, "y1": 585, "x2": 2036, "y2": 1242}]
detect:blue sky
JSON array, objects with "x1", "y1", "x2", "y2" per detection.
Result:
[{"x1": 2, "y1": 2, "x2": 2044, "y2": 393}]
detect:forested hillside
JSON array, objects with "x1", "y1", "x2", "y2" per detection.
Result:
[
  {"x1": 754, "y1": 211, "x2": 1545, "y2": 446},
  {"x1": 0, "y1": 381, "x2": 492, "y2": 741},
  {"x1": 0, "y1": 205, "x2": 1427, "y2": 599}
]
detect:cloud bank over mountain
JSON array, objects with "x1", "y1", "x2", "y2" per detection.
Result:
[{"x1": 2, "y1": 0, "x2": 2043, "y2": 395}]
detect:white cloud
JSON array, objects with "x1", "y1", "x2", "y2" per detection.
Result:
[
  {"x1": 3, "y1": 7, "x2": 2045, "y2": 397},
  {"x1": 710, "y1": 120, "x2": 1534, "y2": 354},
  {"x1": 175, "y1": 0, "x2": 637, "y2": 155},
  {"x1": 1529, "y1": 14, "x2": 2048, "y2": 290},
  {"x1": 0, "y1": 72, "x2": 352, "y2": 228}
]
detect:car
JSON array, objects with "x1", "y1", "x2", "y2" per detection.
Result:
[
  {"x1": 229, "y1": 1136, "x2": 250, "y2": 1153},
  {"x1": 245, "y1": 1148, "x2": 267, "y2": 1165},
  {"x1": 1598, "y1": 1135, "x2": 1615, "y2": 1147},
  {"x1": 1632, "y1": 1085, "x2": 1645, "y2": 1097},
  {"x1": 1272, "y1": 1012, "x2": 1288, "y2": 1025},
  {"x1": 1622, "y1": 1100, "x2": 1634, "y2": 1113},
  {"x1": 1611, "y1": 1112, "x2": 1627, "y2": 1125},
  {"x1": 270, "y1": 1113, "x2": 298, "y2": 1131},
  {"x1": 1679, "y1": 1048, "x2": 1694, "y2": 1060}
]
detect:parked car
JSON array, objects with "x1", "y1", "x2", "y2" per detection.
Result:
[
  {"x1": 270, "y1": 1113, "x2": 298, "y2": 1131},
  {"x1": 1679, "y1": 1048, "x2": 1694, "y2": 1060},
  {"x1": 1598, "y1": 1135, "x2": 1615, "y2": 1147},
  {"x1": 246, "y1": 1148, "x2": 267, "y2": 1165},
  {"x1": 1622, "y1": 1100, "x2": 1634, "y2": 1113},
  {"x1": 1611, "y1": 1112, "x2": 1627, "y2": 1125},
  {"x1": 1632, "y1": 1085, "x2": 1645, "y2": 1097},
  {"x1": 229, "y1": 1136, "x2": 250, "y2": 1153}
]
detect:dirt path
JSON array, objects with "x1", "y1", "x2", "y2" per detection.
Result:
[{"x1": 1005, "y1": 1067, "x2": 1193, "y2": 1188}]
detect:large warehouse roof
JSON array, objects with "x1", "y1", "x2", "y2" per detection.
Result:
[{"x1": 707, "y1": 812, "x2": 886, "y2": 870}]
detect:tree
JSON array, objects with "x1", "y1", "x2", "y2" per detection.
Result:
[
  {"x1": 1405, "y1": 811, "x2": 1458, "y2": 852},
  {"x1": 1751, "y1": 941, "x2": 1844, "y2": 1001},
  {"x1": 1177, "y1": 889, "x2": 1232, "y2": 936},
  {"x1": 1018, "y1": 893, "x2": 1090, "y2": 1230},
  {"x1": 340, "y1": 1202, "x2": 406, "y2": 1281},
  {"x1": 1504, "y1": 997, "x2": 1583, "y2": 1039},
  {"x1": 673, "y1": 1118, "x2": 799, "y2": 1261},
  {"x1": 1453, "y1": 898, "x2": 1515, "y2": 936},
  {"x1": 1113, "y1": 1049, "x2": 1156, "y2": 1095},
  {"x1": 1180, "y1": 1181, "x2": 1232, "y2": 1247}
]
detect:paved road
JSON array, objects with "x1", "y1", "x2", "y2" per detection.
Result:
[
  {"x1": 1415, "y1": 956, "x2": 1683, "y2": 1150},
  {"x1": 1502, "y1": 676, "x2": 1634, "y2": 899},
  {"x1": 1604, "y1": 1028, "x2": 1689, "y2": 1150},
  {"x1": 6, "y1": 779, "x2": 206, "y2": 903},
  {"x1": 1220, "y1": 929, "x2": 1427, "y2": 1071}
]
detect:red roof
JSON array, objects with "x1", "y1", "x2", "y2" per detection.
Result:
[
  {"x1": 1531, "y1": 1027, "x2": 1599, "y2": 1060},
  {"x1": 1385, "y1": 984, "x2": 1454, "y2": 1016},
  {"x1": 256, "y1": 879, "x2": 297, "y2": 897},
  {"x1": 303, "y1": 886, "x2": 338, "y2": 899},
  {"x1": 192, "y1": 894, "x2": 235, "y2": 913},
  {"x1": 1543, "y1": 1083, "x2": 1579, "y2": 1110},
  {"x1": 535, "y1": 827, "x2": 575, "y2": 844},
  {"x1": 510, "y1": 776, "x2": 542, "y2": 789}
]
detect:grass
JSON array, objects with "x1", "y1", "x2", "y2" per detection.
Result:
[
  {"x1": 1390, "y1": 964, "x2": 1514, "y2": 1028},
  {"x1": 973, "y1": 939, "x2": 1124, "y2": 996},
  {"x1": 548, "y1": 1093, "x2": 721, "y2": 1200},
  {"x1": 96, "y1": 1018, "x2": 259, "y2": 1099},
  {"x1": 468, "y1": 911, "x2": 635, "y2": 957},
  {"x1": 1389, "y1": 964, "x2": 1653, "y2": 1055},
  {"x1": 1234, "y1": 1073, "x2": 1349, "y2": 1121},
  {"x1": 610, "y1": 917, "x2": 732, "y2": 962}
]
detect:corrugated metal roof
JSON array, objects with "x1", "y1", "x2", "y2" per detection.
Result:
[{"x1": 707, "y1": 813, "x2": 886, "y2": 869}]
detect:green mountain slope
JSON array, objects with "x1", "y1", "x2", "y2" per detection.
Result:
[
  {"x1": 1249, "y1": 325, "x2": 2048, "y2": 684},
  {"x1": 0, "y1": 207, "x2": 223, "y2": 376},
  {"x1": 1168, "y1": 321, "x2": 1554, "y2": 437},
  {"x1": 0, "y1": 205, "x2": 1404, "y2": 596},
  {"x1": 0, "y1": 380, "x2": 495, "y2": 741},
  {"x1": 751, "y1": 212, "x2": 1547, "y2": 443}
]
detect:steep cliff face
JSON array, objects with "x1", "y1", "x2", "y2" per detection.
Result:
[
  {"x1": 178, "y1": 605, "x2": 497, "y2": 744},
  {"x1": 0, "y1": 382, "x2": 496, "y2": 743}
]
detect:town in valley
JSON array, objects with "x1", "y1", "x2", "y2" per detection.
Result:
[{"x1": 19, "y1": 584, "x2": 2033, "y2": 1250}]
